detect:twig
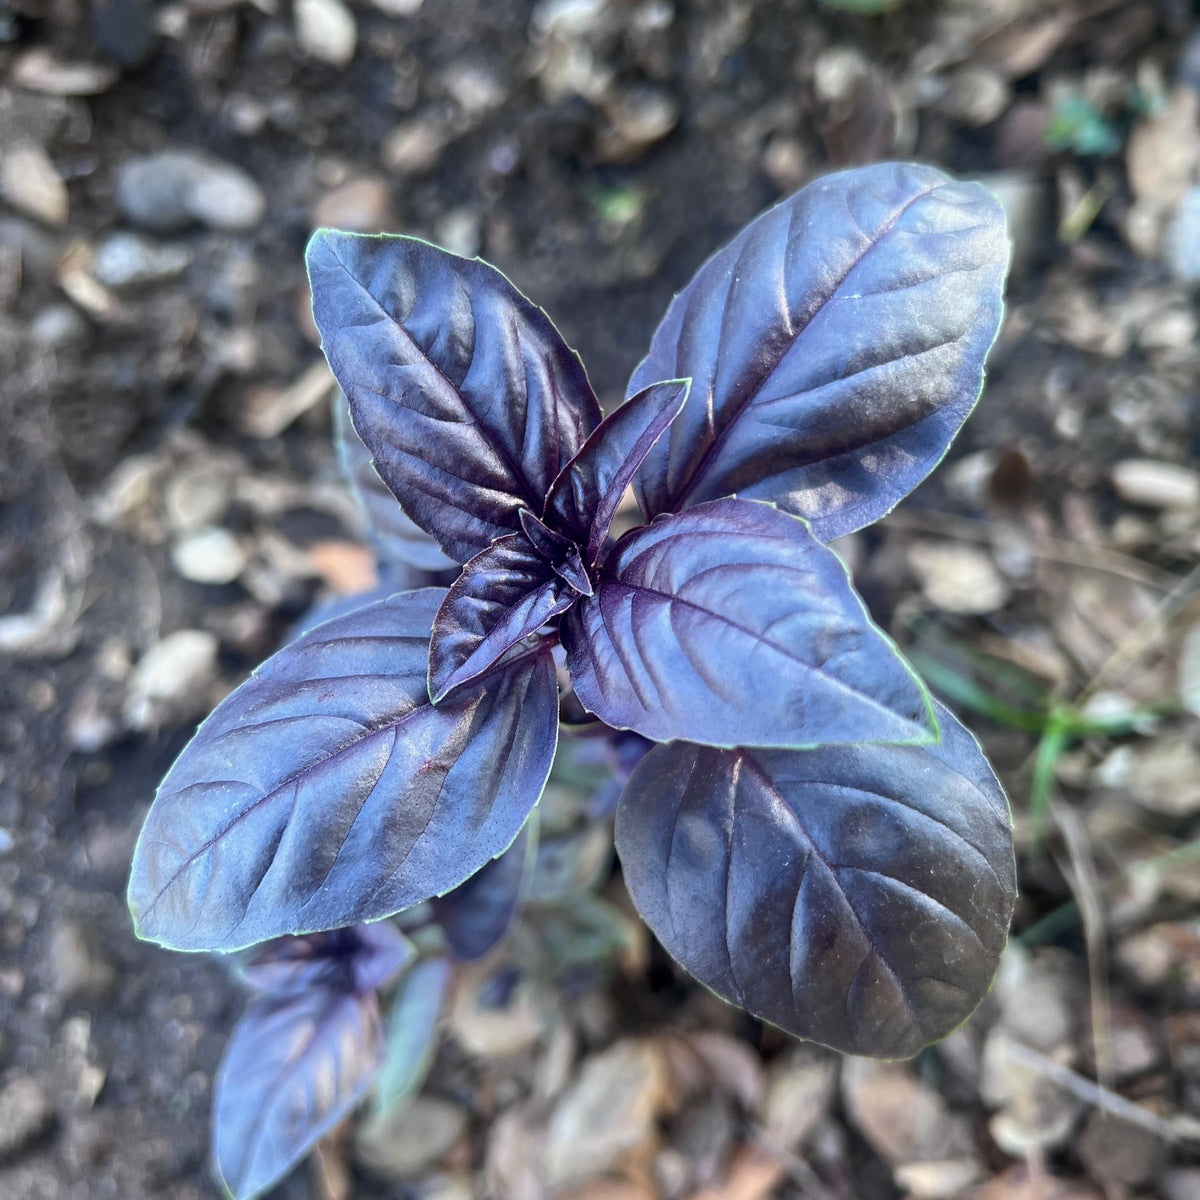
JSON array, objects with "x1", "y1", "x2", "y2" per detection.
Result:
[{"x1": 998, "y1": 1039, "x2": 1195, "y2": 1144}]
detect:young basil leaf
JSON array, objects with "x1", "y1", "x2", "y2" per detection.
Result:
[
  {"x1": 374, "y1": 957, "x2": 453, "y2": 1117},
  {"x1": 428, "y1": 533, "x2": 572, "y2": 703},
  {"x1": 544, "y1": 378, "x2": 690, "y2": 564},
  {"x1": 333, "y1": 392, "x2": 456, "y2": 572},
  {"x1": 533, "y1": 893, "x2": 640, "y2": 976},
  {"x1": 239, "y1": 924, "x2": 415, "y2": 996},
  {"x1": 431, "y1": 819, "x2": 536, "y2": 961},
  {"x1": 352, "y1": 919, "x2": 421, "y2": 993},
  {"x1": 560, "y1": 498, "x2": 936, "y2": 748},
  {"x1": 307, "y1": 231, "x2": 602, "y2": 564},
  {"x1": 630, "y1": 163, "x2": 1010, "y2": 541},
  {"x1": 214, "y1": 983, "x2": 382, "y2": 1200},
  {"x1": 128, "y1": 589, "x2": 558, "y2": 952},
  {"x1": 614, "y1": 703, "x2": 1015, "y2": 1059},
  {"x1": 518, "y1": 508, "x2": 592, "y2": 595}
]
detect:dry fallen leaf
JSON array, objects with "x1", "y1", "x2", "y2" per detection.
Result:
[
  {"x1": 1127, "y1": 86, "x2": 1200, "y2": 209},
  {"x1": 841, "y1": 1058, "x2": 975, "y2": 1168},
  {"x1": 545, "y1": 1039, "x2": 670, "y2": 1190},
  {"x1": 686, "y1": 1031, "x2": 766, "y2": 1114},
  {"x1": 760, "y1": 1047, "x2": 837, "y2": 1154},
  {"x1": 908, "y1": 540, "x2": 1011, "y2": 614},
  {"x1": 684, "y1": 1145, "x2": 785, "y2": 1200},
  {"x1": 969, "y1": 1165, "x2": 1104, "y2": 1200}
]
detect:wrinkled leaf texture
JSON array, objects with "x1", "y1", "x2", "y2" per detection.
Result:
[
  {"x1": 214, "y1": 977, "x2": 382, "y2": 1200},
  {"x1": 562, "y1": 498, "x2": 936, "y2": 748},
  {"x1": 615, "y1": 702, "x2": 1015, "y2": 1058},
  {"x1": 431, "y1": 820, "x2": 536, "y2": 961},
  {"x1": 308, "y1": 230, "x2": 601, "y2": 565},
  {"x1": 128, "y1": 589, "x2": 557, "y2": 951},
  {"x1": 630, "y1": 163, "x2": 1010, "y2": 541},
  {"x1": 333, "y1": 392, "x2": 456, "y2": 572}
]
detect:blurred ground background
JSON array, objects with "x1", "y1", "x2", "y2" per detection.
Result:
[{"x1": 2, "y1": 0, "x2": 1200, "y2": 1198}]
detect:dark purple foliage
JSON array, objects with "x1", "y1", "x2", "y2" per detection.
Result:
[
  {"x1": 615, "y1": 702, "x2": 1015, "y2": 1057},
  {"x1": 431, "y1": 821, "x2": 536, "y2": 961},
  {"x1": 128, "y1": 588, "x2": 558, "y2": 951},
  {"x1": 214, "y1": 923, "x2": 412, "y2": 1200},
  {"x1": 130, "y1": 162, "x2": 1015, "y2": 1196},
  {"x1": 629, "y1": 163, "x2": 1009, "y2": 541}
]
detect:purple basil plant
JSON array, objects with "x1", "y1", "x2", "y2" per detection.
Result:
[{"x1": 128, "y1": 162, "x2": 1017, "y2": 1199}]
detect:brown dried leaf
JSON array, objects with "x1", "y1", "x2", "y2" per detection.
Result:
[
  {"x1": 239, "y1": 361, "x2": 336, "y2": 438},
  {"x1": 1127, "y1": 737, "x2": 1200, "y2": 817},
  {"x1": 970, "y1": 1165, "x2": 1103, "y2": 1200},
  {"x1": 908, "y1": 540, "x2": 1011, "y2": 614},
  {"x1": 686, "y1": 1032, "x2": 765, "y2": 1113},
  {"x1": 760, "y1": 1048, "x2": 836, "y2": 1154},
  {"x1": 486, "y1": 1105, "x2": 545, "y2": 1200},
  {"x1": 1127, "y1": 87, "x2": 1200, "y2": 209},
  {"x1": 545, "y1": 1040, "x2": 670, "y2": 1190},
  {"x1": 975, "y1": 14, "x2": 1076, "y2": 78},
  {"x1": 684, "y1": 1145, "x2": 785, "y2": 1200},
  {"x1": 1076, "y1": 1111, "x2": 1166, "y2": 1188},
  {"x1": 308, "y1": 541, "x2": 378, "y2": 596},
  {"x1": 980, "y1": 1029, "x2": 1086, "y2": 1155},
  {"x1": 841, "y1": 1059, "x2": 974, "y2": 1168}
]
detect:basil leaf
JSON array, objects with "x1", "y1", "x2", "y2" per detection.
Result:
[
  {"x1": 428, "y1": 533, "x2": 571, "y2": 703},
  {"x1": 214, "y1": 982, "x2": 382, "y2": 1200},
  {"x1": 308, "y1": 231, "x2": 602, "y2": 564},
  {"x1": 333, "y1": 391, "x2": 456, "y2": 572},
  {"x1": 374, "y1": 957, "x2": 453, "y2": 1117},
  {"x1": 631, "y1": 163, "x2": 1009, "y2": 541},
  {"x1": 615, "y1": 704, "x2": 1015, "y2": 1058},
  {"x1": 561, "y1": 498, "x2": 935, "y2": 748},
  {"x1": 431, "y1": 820, "x2": 536, "y2": 961},
  {"x1": 239, "y1": 924, "x2": 414, "y2": 996},
  {"x1": 544, "y1": 379, "x2": 689, "y2": 563},
  {"x1": 128, "y1": 589, "x2": 558, "y2": 951}
]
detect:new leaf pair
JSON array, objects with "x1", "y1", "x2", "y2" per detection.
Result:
[{"x1": 128, "y1": 162, "x2": 1016, "y2": 1060}]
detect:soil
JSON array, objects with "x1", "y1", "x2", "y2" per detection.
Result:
[{"x1": 2, "y1": 2, "x2": 1200, "y2": 1199}]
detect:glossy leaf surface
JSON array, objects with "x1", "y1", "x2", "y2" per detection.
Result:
[
  {"x1": 429, "y1": 533, "x2": 572, "y2": 703},
  {"x1": 545, "y1": 379, "x2": 689, "y2": 563},
  {"x1": 431, "y1": 821, "x2": 535, "y2": 960},
  {"x1": 517, "y1": 508, "x2": 592, "y2": 595},
  {"x1": 214, "y1": 982, "x2": 382, "y2": 1200},
  {"x1": 561, "y1": 498, "x2": 935, "y2": 748},
  {"x1": 308, "y1": 231, "x2": 602, "y2": 564},
  {"x1": 128, "y1": 589, "x2": 558, "y2": 951},
  {"x1": 629, "y1": 164, "x2": 1010, "y2": 541},
  {"x1": 615, "y1": 704, "x2": 1015, "y2": 1058},
  {"x1": 375, "y1": 957, "x2": 453, "y2": 1116},
  {"x1": 334, "y1": 393, "x2": 456, "y2": 572}
]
